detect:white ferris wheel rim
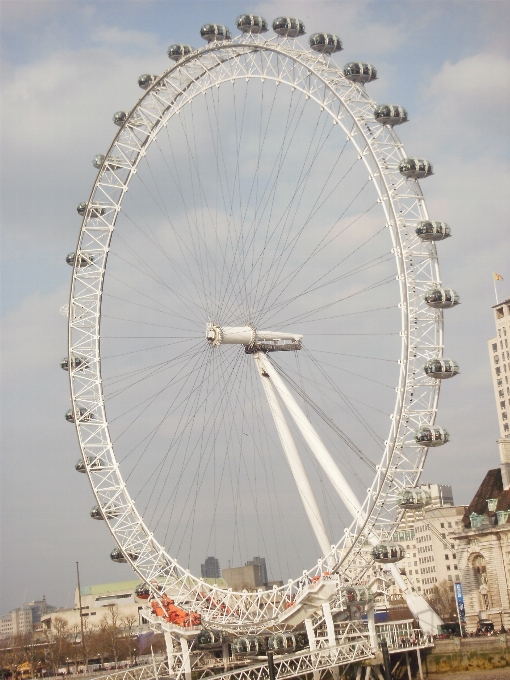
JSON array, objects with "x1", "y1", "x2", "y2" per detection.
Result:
[{"x1": 68, "y1": 32, "x2": 443, "y2": 628}]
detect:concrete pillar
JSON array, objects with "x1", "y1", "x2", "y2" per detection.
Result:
[
  {"x1": 179, "y1": 637, "x2": 192, "y2": 680},
  {"x1": 164, "y1": 632, "x2": 175, "y2": 673},
  {"x1": 304, "y1": 618, "x2": 320, "y2": 680}
]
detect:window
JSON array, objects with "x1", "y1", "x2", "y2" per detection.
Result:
[
  {"x1": 445, "y1": 554, "x2": 449, "y2": 560},
  {"x1": 497, "y1": 307, "x2": 504, "y2": 319},
  {"x1": 454, "y1": 565, "x2": 458, "y2": 570},
  {"x1": 497, "y1": 367, "x2": 502, "y2": 376},
  {"x1": 500, "y1": 390, "x2": 505, "y2": 398},
  {"x1": 440, "y1": 523, "x2": 445, "y2": 528},
  {"x1": 493, "y1": 343, "x2": 499, "y2": 352},
  {"x1": 453, "y1": 554, "x2": 457, "y2": 559},
  {"x1": 448, "y1": 522, "x2": 452, "y2": 528},
  {"x1": 505, "y1": 424, "x2": 509, "y2": 432},
  {"x1": 495, "y1": 355, "x2": 500, "y2": 364},
  {"x1": 447, "y1": 565, "x2": 451, "y2": 571},
  {"x1": 503, "y1": 413, "x2": 508, "y2": 421},
  {"x1": 501, "y1": 401, "x2": 506, "y2": 409}
]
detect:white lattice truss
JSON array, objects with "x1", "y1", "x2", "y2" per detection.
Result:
[{"x1": 68, "y1": 32, "x2": 444, "y2": 631}]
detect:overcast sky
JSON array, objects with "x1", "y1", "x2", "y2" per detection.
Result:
[{"x1": 1, "y1": 0, "x2": 509, "y2": 615}]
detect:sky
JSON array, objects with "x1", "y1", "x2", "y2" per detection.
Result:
[{"x1": 1, "y1": 0, "x2": 510, "y2": 615}]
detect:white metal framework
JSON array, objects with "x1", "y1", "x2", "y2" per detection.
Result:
[{"x1": 67, "y1": 27, "x2": 449, "y2": 634}]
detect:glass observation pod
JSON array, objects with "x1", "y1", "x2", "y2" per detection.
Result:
[
  {"x1": 231, "y1": 636, "x2": 266, "y2": 655},
  {"x1": 424, "y1": 358, "x2": 460, "y2": 379},
  {"x1": 200, "y1": 24, "x2": 232, "y2": 42},
  {"x1": 110, "y1": 547, "x2": 139, "y2": 563},
  {"x1": 341, "y1": 586, "x2": 373, "y2": 606},
  {"x1": 66, "y1": 252, "x2": 94, "y2": 268},
  {"x1": 267, "y1": 633, "x2": 305, "y2": 652},
  {"x1": 374, "y1": 104, "x2": 407, "y2": 126},
  {"x1": 76, "y1": 202, "x2": 107, "y2": 218},
  {"x1": 235, "y1": 14, "x2": 268, "y2": 33},
  {"x1": 344, "y1": 62, "x2": 377, "y2": 84},
  {"x1": 424, "y1": 288, "x2": 460, "y2": 309},
  {"x1": 112, "y1": 111, "x2": 143, "y2": 127},
  {"x1": 167, "y1": 44, "x2": 194, "y2": 61},
  {"x1": 75, "y1": 456, "x2": 107, "y2": 473},
  {"x1": 415, "y1": 220, "x2": 451, "y2": 242},
  {"x1": 110, "y1": 547, "x2": 127, "y2": 563},
  {"x1": 65, "y1": 407, "x2": 93, "y2": 423},
  {"x1": 398, "y1": 158, "x2": 433, "y2": 179},
  {"x1": 309, "y1": 33, "x2": 342, "y2": 54},
  {"x1": 92, "y1": 155, "x2": 124, "y2": 171},
  {"x1": 197, "y1": 629, "x2": 229, "y2": 648},
  {"x1": 90, "y1": 504, "x2": 122, "y2": 520},
  {"x1": 395, "y1": 487, "x2": 432, "y2": 509},
  {"x1": 371, "y1": 542, "x2": 405, "y2": 564},
  {"x1": 135, "y1": 583, "x2": 151, "y2": 599},
  {"x1": 138, "y1": 74, "x2": 159, "y2": 90},
  {"x1": 60, "y1": 355, "x2": 88, "y2": 371},
  {"x1": 272, "y1": 17, "x2": 306, "y2": 37},
  {"x1": 414, "y1": 425, "x2": 449, "y2": 447}
]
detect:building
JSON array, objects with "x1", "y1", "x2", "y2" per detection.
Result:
[
  {"x1": 245, "y1": 557, "x2": 268, "y2": 586},
  {"x1": 222, "y1": 565, "x2": 264, "y2": 591},
  {"x1": 488, "y1": 297, "x2": 510, "y2": 441},
  {"x1": 201, "y1": 556, "x2": 221, "y2": 579},
  {"x1": 392, "y1": 484, "x2": 465, "y2": 598},
  {"x1": 452, "y1": 297, "x2": 510, "y2": 631},
  {"x1": 0, "y1": 597, "x2": 57, "y2": 638}
]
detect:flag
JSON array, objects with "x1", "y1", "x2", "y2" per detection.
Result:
[{"x1": 494, "y1": 273, "x2": 504, "y2": 281}]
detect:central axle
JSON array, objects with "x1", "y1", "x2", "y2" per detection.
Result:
[{"x1": 206, "y1": 324, "x2": 302, "y2": 353}]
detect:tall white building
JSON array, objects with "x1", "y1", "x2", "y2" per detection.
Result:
[
  {"x1": 392, "y1": 484, "x2": 465, "y2": 598},
  {"x1": 488, "y1": 297, "x2": 510, "y2": 484}
]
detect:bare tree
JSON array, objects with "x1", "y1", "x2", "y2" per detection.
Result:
[
  {"x1": 120, "y1": 615, "x2": 138, "y2": 664},
  {"x1": 46, "y1": 617, "x2": 70, "y2": 676},
  {"x1": 425, "y1": 579, "x2": 458, "y2": 622}
]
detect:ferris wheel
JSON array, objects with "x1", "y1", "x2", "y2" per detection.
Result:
[{"x1": 65, "y1": 15, "x2": 459, "y2": 635}]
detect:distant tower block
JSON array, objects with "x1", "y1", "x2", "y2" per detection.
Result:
[{"x1": 201, "y1": 556, "x2": 221, "y2": 579}]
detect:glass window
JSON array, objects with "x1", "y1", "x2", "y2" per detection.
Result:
[{"x1": 493, "y1": 343, "x2": 498, "y2": 351}]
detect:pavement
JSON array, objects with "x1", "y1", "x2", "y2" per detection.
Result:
[{"x1": 427, "y1": 668, "x2": 510, "y2": 679}]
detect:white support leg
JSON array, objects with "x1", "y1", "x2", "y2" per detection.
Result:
[
  {"x1": 164, "y1": 632, "x2": 175, "y2": 673},
  {"x1": 366, "y1": 605, "x2": 378, "y2": 653},
  {"x1": 179, "y1": 637, "x2": 192, "y2": 680},
  {"x1": 254, "y1": 353, "x2": 332, "y2": 560},
  {"x1": 322, "y1": 602, "x2": 340, "y2": 680},
  {"x1": 304, "y1": 618, "x2": 320, "y2": 680},
  {"x1": 258, "y1": 353, "x2": 443, "y2": 634},
  {"x1": 257, "y1": 353, "x2": 363, "y2": 519}
]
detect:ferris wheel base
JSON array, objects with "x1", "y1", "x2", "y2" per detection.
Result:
[
  {"x1": 404, "y1": 592, "x2": 443, "y2": 635},
  {"x1": 278, "y1": 578, "x2": 338, "y2": 626}
]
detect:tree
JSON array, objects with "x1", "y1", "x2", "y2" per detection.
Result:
[
  {"x1": 425, "y1": 579, "x2": 458, "y2": 622},
  {"x1": 46, "y1": 617, "x2": 70, "y2": 676},
  {"x1": 120, "y1": 614, "x2": 138, "y2": 664}
]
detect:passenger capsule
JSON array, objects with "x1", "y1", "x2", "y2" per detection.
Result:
[
  {"x1": 341, "y1": 586, "x2": 372, "y2": 605},
  {"x1": 90, "y1": 504, "x2": 121, "y2": 520},
  {"x1": 267, "y1": 633, "x2": 299, "y2": 652},
  {"x1": 200, "y1": 24, "x2": 232, "y2": 42},
  {"x1": 167, "y1": 44, "x2": 194, "y2": 61},
  {"x1": 371, "y1": 542, "x2": 405, "y2": 564},
  {"x1": 231, "y1": 635, "x2": 265, "y2": 655},
  {"x1": 415, "y1": 220, "x2": 451, "y2": 241},
  {"x1": 272, "y1": 17, "x2": 305, "y2": 37},
  {"x1": 236, "y1": 14, "x2": 268, "y2": 34},
  {"x1": 374, "y1": 104, "x2": 408, "y2": 126},
  {"x1": 398, "y1": 158, "x2": 433, "y2": 179},
  {"x1": 138, "y1": 74, "x2": 158, "y2": 90},
  {"x1": 344, "y1": 62, "x2": 377, "y2": 83},
  {"x1": 395, "y1": 487, "x2": 432, "y2": 509},
  {"x1": 197, "y1": 629, "x2": 228, "y2": 647},
  {"x1": 113, "y1": 111, "x2": 143, "y2": 127},
  {"x1": 75, "y1": 458, "x2": 87, "y2": 473},
  {"x1": 76, "y1": 202, "x2": 106, "y2": 217},
  {"x1": 414, "y1": 425, "x2": 449, "y2": 447},
  {"x1": 110, "y1": 547, "x2": 127, "y2": 564},
  {"x1": 65, "y1": 406, "x2": 94, "y2": 423},
  {"x1": 309, "y1": 33, "x2": 342, "y2": 54},
  {"x1": 92, "y1": 155, "x2": 124, "y2": 171},
  {"x1": 423, "y1": 288, "x2": 460, "y2": 309},
  {"x1": 135, "y1": 583, "x2": 151, "y2": 600},
  {"x1": 60, "y1": 355, "x2": 88, "y2": 371},
  {"x1": 424, "y1": 358, "x2": 460, "y2": 379},
  {"x1": 66, "y1": 252, "x2": 94, "y2": 268}
]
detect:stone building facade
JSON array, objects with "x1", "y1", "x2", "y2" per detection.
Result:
[{"x1": 454, "y1": 468, "x2": 510, "y2": 631}]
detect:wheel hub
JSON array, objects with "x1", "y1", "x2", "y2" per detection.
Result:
[{"x1": 206, "y1": 323, "x2": 302, "y2": 352}]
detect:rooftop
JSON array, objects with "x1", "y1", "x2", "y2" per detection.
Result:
[{"x1": 461, "y1": 467, "x2": 510, "y2": 527}]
